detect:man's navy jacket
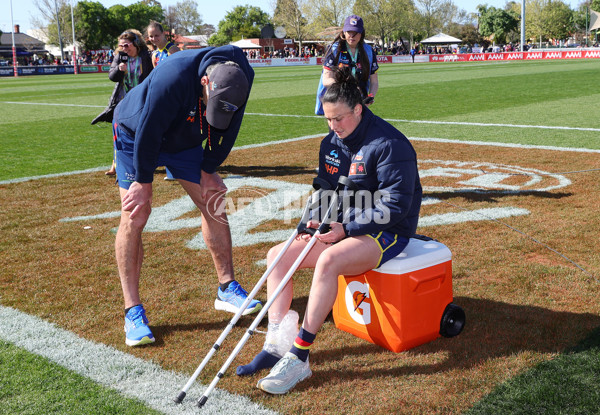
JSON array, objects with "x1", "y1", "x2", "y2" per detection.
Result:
[{"x1": 115, "y1": 46, "x2": 254, "y2": 183}]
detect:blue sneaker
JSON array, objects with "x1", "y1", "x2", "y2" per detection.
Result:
[
  {"x1": 124, "y1": 305, "x2": 155, "y2": 347},
  {"x1": 215, "y1": 281, "x2": 262, "y2": 315}
]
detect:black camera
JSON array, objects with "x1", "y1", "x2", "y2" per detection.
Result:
[{"x1": 118, "y1": 51, "x2": 128, "y2": 63}]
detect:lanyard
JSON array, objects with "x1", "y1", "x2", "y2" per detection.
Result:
[
  {"x1": 125, "y1": 57, "x2": 140, "y2": 91},
  {"x1": 345, "y1": 42, "x2": 359, "y2": 77}
]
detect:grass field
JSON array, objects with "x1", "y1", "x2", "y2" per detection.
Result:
[{"x1": 1, "y1": 59, "x2": 600, "y2": 414}]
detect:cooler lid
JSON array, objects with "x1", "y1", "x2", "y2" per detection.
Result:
[{"x1": 375, "y1": 237, "x2": 452, "y2": 274}]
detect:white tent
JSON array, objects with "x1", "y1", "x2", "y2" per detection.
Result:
[
  {"x1": 420, "y1": 33, "x2": 462, "y2": 44},
  {"x1": 229, "y1": 39, "x2": 261, "y2": 49}
]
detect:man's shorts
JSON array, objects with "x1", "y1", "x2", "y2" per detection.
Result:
[
  {"x1": 113, "y1": 123, "x2": 204, "y2": 189},
  {"x1": 367, "y1": 231, "x2": 410, "y2": 268}
]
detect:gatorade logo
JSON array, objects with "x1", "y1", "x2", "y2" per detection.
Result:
[{"x1": 345, "y1": 281, "x2": 371, "y2": 325}]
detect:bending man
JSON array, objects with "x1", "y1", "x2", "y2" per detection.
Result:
[{"x1": 113, "y1": 46, "x2": 262, "y2": 346}]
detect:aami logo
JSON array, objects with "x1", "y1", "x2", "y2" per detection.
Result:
[
  {"x1": 469, "y1": 54, "x2": 485, "y2": 61},
  {"x1": 526, "y1": 52, "x2": 543, "y2": 60},
  {"x1": 565, "y1": 51, "x2": 582, "y2": 59},
  {"x1": 488, "y1": 53, "x2": 503, "y2": 60},
  {"x1": 345, "y1": 281, "x2": 371, "y2": 325},
  {"x1": 545, "y1": 52, "x2": 562, "y2": 59},
  {"x1": 506, "y1": 53, "x2": 523, "y2": 60},
  {"x1": 584, "y1": 50, "x2": 600, "y2": 58}
]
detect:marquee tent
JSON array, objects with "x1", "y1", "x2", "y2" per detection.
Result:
[
  {"x1": 229, "y1": 39, "x2": 262, "y2": 49},
  {"x1": 420, "y1": 33, "x2": 462, "y2": 44}
]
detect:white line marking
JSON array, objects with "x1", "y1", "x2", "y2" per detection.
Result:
[
  {"x1": 2, "y1": 100, "x2": 597, "y2": 131},
  {"x1": 410, "y1": 137, "x2": 600, "y2": 153},
  {"x1": 244, "y1": 112, "x2": 600, "y2": 132},
  {"x1": 2, "y1": 135, "x2": 598, "y2": 186},
  {"x1": 1, "y1": 101, "x2": 104, "y2": 108},
  {"x1": 0, "y1": 305, "x2": 278, "y2": 415}
]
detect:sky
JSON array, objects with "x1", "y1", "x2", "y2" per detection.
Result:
[{"x1": 2, "y1": 0, "x2": 582, "y2": 35}]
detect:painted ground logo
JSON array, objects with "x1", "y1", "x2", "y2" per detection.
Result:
[{"x1": 60, "y1": 160, "x2": 571, "y2": 250}]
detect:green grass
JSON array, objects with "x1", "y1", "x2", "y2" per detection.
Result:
[
  {"x1": 1, "y1": 59, "x2": 599, "y2": 181},
  {"x1": 466, "y1": 327, "x2": 600, "y2": 414},
  {"x1": 0, "y1": 340, "x2": 161, "y2": 415}
]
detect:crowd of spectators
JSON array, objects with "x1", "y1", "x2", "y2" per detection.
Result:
[{"x1": 7, "y1": 35, "x2": 599, "y2": 67}]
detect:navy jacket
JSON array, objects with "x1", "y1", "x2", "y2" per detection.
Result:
[
  {"x1": 317, "y1": 107, "x2": 421, "y2": 237},
  {"x1": 114, "y1": 46, "x2": 254, "y2": 183}
]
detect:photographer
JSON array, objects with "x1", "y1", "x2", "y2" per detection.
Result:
[{"x1": 92, "y1": 29, "x2": 154, "y2": 174}]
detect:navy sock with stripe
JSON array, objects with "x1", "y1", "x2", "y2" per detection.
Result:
[{"x1": 289, "y1": 327, "x2": 316, "y2": 362}]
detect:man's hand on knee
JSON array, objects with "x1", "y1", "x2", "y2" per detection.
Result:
[{"x1": 122, "y1": 182, "x2": 153, "y2": 219}]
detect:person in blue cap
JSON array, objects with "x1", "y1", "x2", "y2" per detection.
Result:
[
  {"x1": 112, "y1": 45, "x2": 262, "y2": 347},
  {"x1": 315, "y1": 14, "x2": 379, "y2": 115}
]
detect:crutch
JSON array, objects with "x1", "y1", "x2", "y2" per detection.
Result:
[
  {"x1": 195, "y1": 176, "x2": 348, "y2": 408},
  {"x1": 173, "y1": 177, "x2": 332, "y2": 404}
]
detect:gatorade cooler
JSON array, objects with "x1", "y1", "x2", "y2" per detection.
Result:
[{"x1": 332, "y1": 237, "x2": 465, "y2": 353}]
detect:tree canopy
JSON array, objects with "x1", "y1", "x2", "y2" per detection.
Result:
[
  {"x1": 477, "y1": 5, "x2": 519, "y2": 44},
  {"x1": 209, "y1": 4, "x2": 271, "y2": 45}
]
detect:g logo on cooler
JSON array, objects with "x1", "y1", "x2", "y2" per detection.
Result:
[{"x1": 345, "y1": 281, "x2": 371, "y2": 325}]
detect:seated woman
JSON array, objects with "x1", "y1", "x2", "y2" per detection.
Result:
[{"x1": 237, "y1": 67, "x2": 423, "y2": 394}]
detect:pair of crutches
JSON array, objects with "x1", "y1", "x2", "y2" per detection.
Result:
[{"x1": 174, "y1": 175, "x2": 354, "y2": 407}]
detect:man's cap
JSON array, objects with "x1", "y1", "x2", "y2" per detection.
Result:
[
  {"x1": 205, "y1": 64, "x2": 249, "y2": 130},
  {"x1": 343, "y1": 15, "x2": 364, "y2": 33}
]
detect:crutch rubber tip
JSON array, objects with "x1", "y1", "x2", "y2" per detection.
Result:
[
  {"x1": 173, "y1": 391, "x2": 186, "y2": 404},
  {"x1": 197, "y1": 396, "x2": 208, "y2": 407}
]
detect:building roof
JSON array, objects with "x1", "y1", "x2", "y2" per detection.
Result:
[
  {"x1": 171, "y1": 34, "x2": 209, "y2": 49},
  {"x1": 0, "y1": 32, "x2": 48, "y2": 56}
]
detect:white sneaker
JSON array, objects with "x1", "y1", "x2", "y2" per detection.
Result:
[{"x1": 256, "y1": 352, "x2": 312, "y2": 394}]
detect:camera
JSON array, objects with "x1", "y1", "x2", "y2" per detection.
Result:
[{"x1": 118, "y1": 51, "x2": 128, "y2": 63}]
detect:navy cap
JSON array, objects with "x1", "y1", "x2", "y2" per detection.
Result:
[
  {"x1": 343, "y1": 15, "x2": 364, "y2": 33},
  {"x1": 205, "y1": 64, "x2": 249, "y2": 130}
]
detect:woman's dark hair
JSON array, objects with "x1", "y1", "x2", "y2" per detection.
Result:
[
  {"x1": 321, "y1": 67, "x2": 363, "y2": 109},
  {"x1": 147, "y1": 20, "x2": 164, "y2": 34},
  {"x1": 324, "y1": 29, "x2": 370, "y2": 84}
]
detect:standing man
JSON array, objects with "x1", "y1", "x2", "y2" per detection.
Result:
[{"x1": 113, "y1": 45, "x2": 262, "y2": 346}]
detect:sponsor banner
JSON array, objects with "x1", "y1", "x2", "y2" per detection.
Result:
[
  {"x1": 430, "y1": 54, "x2": 467, "y2": 62},
  {"x1": 249, "y1": 57, "x2": 316, "y2": 67},
  {"x1": 79, "y1": 64, "x2": 110, "y2": 73},
  {"x1": 0, "y1": 65, "x2": 76, "y2": 76},
  {"x1": 563, "y1": 50, "x2": 583, "y2": 59},
  {"x1": 0, "y1": 67, "x2": 15, "y2": 76},
  {"x1": 392, "y1": 55, "x2": 430, "y2": 63},
  {"x1": 430, "y1": 51, "x2": 600, "y2": 63},
  {"x1": 376, "y1": 55, "x2": 393, "y2": 63},
  {"x1": 247, "y1": 59, "x2": 273, "y2": 67}
]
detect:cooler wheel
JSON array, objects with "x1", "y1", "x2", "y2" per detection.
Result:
[{"x1": 439, "y1": 303, "x2": 465, "y2": 338}]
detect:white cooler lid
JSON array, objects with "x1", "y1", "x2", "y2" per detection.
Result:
[{"x1": 374, "y1": 237, "x2": 452, "y2": 274}]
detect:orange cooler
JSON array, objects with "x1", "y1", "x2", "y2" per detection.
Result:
[{"x1": 332, "y1": 238, "x2": 453, "y2": 353}]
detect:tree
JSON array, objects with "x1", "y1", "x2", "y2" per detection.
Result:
[
  {"x1": 273, "y1": 0, "x2": 311, "y2": 50},
  {"x1": 74, "y1": 1, "x2": 112, "y2": 50},
  {"x1": 457, "y1": 22, "x2": 484, "y2": 47},
  {"x1": 32, "y1": 0, "x2": 73, "y2": 50},
  {"x1": 477, "y1": 4, "x2": 519, "y2": 44},
  {"x1": 304, "y1": 0, "x2": 353, "y2": 32},
  {"x1": 354, "y1": 0, "x2": 415, "y2": 51},
  {"x1": 34, "y1": 0, "x2": 163, "y2": 51},
  {"x1": 209, "y1": 4, "x2": 271, "y2": 45},
  {"x1": 106, "y1": 2, "x2": 164, "y2": 39},
  {"x1": 542, "y1": 0, "x2": 574, "y2": 41},
  {"x1": 164, "y1": 0, "x2": 205, "y2": 35},
  {"x1": 416, "y1": 0, "x2": 454, "y2": 37}
]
